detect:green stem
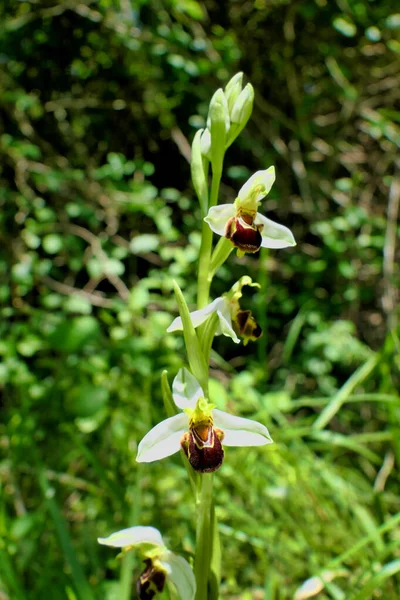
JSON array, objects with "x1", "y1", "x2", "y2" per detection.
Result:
[
  {"x1": 194, "y1": 474, "x2": 214, "y2": 600},
  {"x1": 194, "y1": 161, "x2": 224, "y2": 600},
  {"x1": 197, "y1": 169, "x2": 222, "y2": 309}
]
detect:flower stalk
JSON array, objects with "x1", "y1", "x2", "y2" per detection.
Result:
[
  {"x1": 98, "y1": 72, "x2": 295, "y2": 600},
  {"x1": 194, "y1": 474, "x2": 215, "y2": 600}
]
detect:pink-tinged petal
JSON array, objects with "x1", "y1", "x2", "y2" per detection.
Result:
[
  {"x1": 204, "y1": 204, "x2": 235, "y2": 236},
  {"x1": 255, "y1": 213, "x2": 296, "y2": 249},
  {"x1": 167, "y1": 297, "x2": 225, "y2": 333},
  {"x1": 98, "y1": 526, "x2": 164, "y2": 548},
  {"x1": 238, "y1": 167, "x2": 275, "y2": 203},
  {"x1": 136, "y1": 414, "x2": 187, "y2": 463},
  {"x1": 212, "y1": 409, "x2": 273, "y2": 446},
  {"x1": 173, "y1": 368, "x2": 204, "y2": 409}
]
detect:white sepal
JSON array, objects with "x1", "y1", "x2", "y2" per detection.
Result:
[
  {"x1": 163, "y1": 551, "x2": 196, "y2": 600},
  {"x1": 172, "y1": 368, "x2": 204, "y2": 409},
  {"x1": 255, "y1": 213, "x2": 296, "y2": 249},
  {"x1": 167, "y1": 297, "x2": 224, "y2": 332},
  {"x1": 213, "y1": 409, "x2": 273, "y2": 446},
  {"x1": 167, "y1": 296, "x2": 239, "y2": 344},
  {"x1": 136, "y1": 414, "x2": 187, "y2": 463},
  {"x1": 97, "y1": 526, "x2": 164, "y2": 548},
  {"x1": 204, "y1": 204, "x2": 235, "y2": 236}
]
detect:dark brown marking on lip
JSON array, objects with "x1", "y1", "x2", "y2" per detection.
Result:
[
  {"x1": 225, "y1": 217, "x2": 263, "y2": 253},
  {"x1": 181, "y1": 426, "x2": 225, "y2": 473}
]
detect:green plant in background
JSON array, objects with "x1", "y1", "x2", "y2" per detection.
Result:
[
  {"x1": 1, "y1": 1, "x2": 400, "y2": 598},
  {"x1": 98, "y1": 73, "x2": 295, "y2": 599}
]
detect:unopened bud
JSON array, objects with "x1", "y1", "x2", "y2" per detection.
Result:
[
  {"x1": 231, "y1": 83, "x2": 254, "y2": 125},
  {"x1": 226, "y1": 83, "x2": 254, "y2": 148},
  {"x1": 207, "y1": 88, "x2": 229, "y2": 173},
  {"x1": 224, "y1": 72, "x2": 243, "y2": 115},
  {"x1": 191, "y1": 129, "x2": 209, "y2": 215}
]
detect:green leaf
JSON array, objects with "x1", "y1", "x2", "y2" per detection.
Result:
[
  {"x1": 65, "y1": 385, "x2": 109, "y2": 418},
  {"x1": 48, "y1": 316, "x2": 100, "y2": 352},
  {"x1": 349, "y1": 560, "x2": 400, "y2": 600}
]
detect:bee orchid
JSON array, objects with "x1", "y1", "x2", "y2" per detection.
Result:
[
  {"x1": 167, "y1": 276, "x2": 263, "y2": 346},
  {"x1": 204, "y1": 167, "x2": 296, "y2": 254},
  {"x1": 98, "y1": 526, "x2": 196, "y2": 600},
  {"x1": 136, "y1": 368, "x2": 273, "y2": 473}
]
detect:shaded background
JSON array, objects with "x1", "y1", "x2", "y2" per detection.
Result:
[{"x1": 1, "y1": 0, "x2": 400, "y2": 598}]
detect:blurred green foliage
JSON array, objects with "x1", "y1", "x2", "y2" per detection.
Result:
[{"x1": 1, "y1": 0, "x2": 400, "y2": 598}]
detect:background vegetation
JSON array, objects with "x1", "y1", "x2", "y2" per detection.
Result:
[{"x1": 1, "y1": 0, "x2": 400, "y2": 598}]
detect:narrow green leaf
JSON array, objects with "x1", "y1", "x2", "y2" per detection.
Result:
[
  {"x1": 349, "y1": 559, "x2": 400, "y2": 600},
  {"x1": 313, "y1": 354, "x2": 379, "y2": 430}
]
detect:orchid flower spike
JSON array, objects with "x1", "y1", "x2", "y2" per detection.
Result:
[
  {"x1": 205, "y1": 166, "x2": 296, "y2": 255},
  {"x1": 167, "y1": 276, "x2": 262, "y2": 346},
  {"x1": 98, "y1": 526, "x2": 196, "y2": 600},
  {"x1": 137, "y1": 368, "x2": 273, "y2": 473}
]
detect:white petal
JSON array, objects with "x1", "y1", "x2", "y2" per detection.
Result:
[
  {"x1": 213, "y1": 409, "x2": 273, "y2": 446},
  {"x1": 98, "y1": 526, "x2": 164, "y2": 548},
  {"x1": 255, "y1": 212, "x2": 296, "y2": 249},
  {"x1": 162, "y1": 552, "x2": 196, "y2": 600},
  {"x1": 238, "y1": 167, "x2": 275, "y2": 202},
  {"x1": 173, "y1": 368, "x2": 204, "y2": 409},
  {"x1": 136, "y1": 414, "x2": 187, "y2": 463},
  {"x1": 167, "y1": 297, "x2": 224, "y2": 333},
  {"x1": 204, "y1": 204, "x2": 235, "y2": 236}
]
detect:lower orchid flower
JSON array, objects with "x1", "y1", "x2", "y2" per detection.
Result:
[
  {"x1": 204, "y1": 166, "x2": 296, "y2": 255},
  {"x1": 98, "y1": 526, "x2": 196, "y2": 600},
  {"x1": 167, "y1": 275, "x2": 262, "y2": 346},
  {"x1": 136, "y1": 368, "x2": 272, "y2": 473}
]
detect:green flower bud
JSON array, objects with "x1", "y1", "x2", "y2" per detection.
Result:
[
  {"x1": 191, "y1": 128, "x2": 209, "y2": 216},
  {"x1": 231, "y1": 83, "x2": 254, "y2": 124},
  {"x1": 207, "y1": 88, "x2": 229, "y2": 174},
  {"x1": 224, "y1": 72, "x2": 243, "y2": 115},
  {"x1": 226, "y1": 83, "x2": 254, "y2": 148}
]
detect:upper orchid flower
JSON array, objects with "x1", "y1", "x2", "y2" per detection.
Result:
[
  {"x1": 167, "y1": 276, "x2": 262, "y2": 346},
  {"x1": 137, "y1": 368, "x2": 272, "y2": 473},
  {"x1": 204, "y1": 167, "x2": 296, "y2": 254},
  {"x1": 98, "y1": 526, "x2": 196, "y2": 600}
]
